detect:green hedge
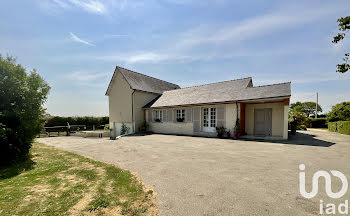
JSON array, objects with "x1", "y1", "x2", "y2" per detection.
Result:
[
  {"x1": 310, "y1": 118, "x2": 327, "y2": 128},
  {"x1": 328, "y1": 121, "x2": 350, "y2": 135},
  {"x1": 45, "y1": 116, "x2": 109, "y2": 130}
]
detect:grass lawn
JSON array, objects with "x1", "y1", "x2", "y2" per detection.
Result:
[{"x1": 0, "y1": 143, "x2": 158, "y2": 216}]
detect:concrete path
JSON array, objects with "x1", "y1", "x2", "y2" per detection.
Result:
[{"x1": 37, "y1": 129, "x2": 350, "y2": 216}]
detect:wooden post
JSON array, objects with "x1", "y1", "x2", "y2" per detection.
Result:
[{"x1": 240, "y1": 103, "x2": 246, "y2": 135}]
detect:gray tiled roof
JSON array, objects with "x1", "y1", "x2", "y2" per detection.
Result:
[
  {"x1": 105, "y1": 66, "x2": 180, "y2": 95},
  {"x1": 144, "y1": 78, "x2": 291, "y2": 108}
]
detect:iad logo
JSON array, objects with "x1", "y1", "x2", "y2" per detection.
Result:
[
  {"x1": 299, "y1": 164, "x2": 349, "y2": 215},
  {"x1": 299, "y1": 164, "x2": 348, "y2": 199}
]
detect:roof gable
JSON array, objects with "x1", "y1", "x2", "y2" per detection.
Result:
[{"x1": 105, "y1": 66, "x2": 180, "y2": 95}]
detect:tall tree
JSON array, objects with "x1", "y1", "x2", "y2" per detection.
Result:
[
  {"x1": 302, "y1": 102, "x2": 323, "y2": 117},
  {"x1": 0, "y1": 55, "x2": 50, "y2": 165},
  {"x1": 290, "y1": 101, "x2": 322, "y2": 117},
  {"x1": 332, "y1": 16, "x2": 350, "y2": 73},
  {"x1": 327, "y1": 102, "x2": 350, "y2": 122}
]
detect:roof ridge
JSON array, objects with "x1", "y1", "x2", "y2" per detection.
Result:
[
  {"x1": 164, "y1": 77, "x2": 252, "y2": 92},
  {"x1": 116, "y1": 66, "x2": 180, "y2": 88},
  {"x1": 251, "y1": 81, "x2": 291, "y2": 88}
]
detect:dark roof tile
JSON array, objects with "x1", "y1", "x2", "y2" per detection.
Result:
[{"x1": 105, "y1": 66, "x2": 180, "y2": 95}]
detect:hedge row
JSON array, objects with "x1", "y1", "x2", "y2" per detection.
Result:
[
  {"x1": 45, "y1": 116, "x2": 109, "y2": 130},
  {"x1": 309, "y1": 118, "x2": 327, "y2": 128},
  {"x1": 328, "y1": 121, "x2": 350, "y2": 135}
]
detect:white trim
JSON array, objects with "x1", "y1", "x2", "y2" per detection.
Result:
[{"x1": 203, "y1": 107, "x2": 216, "y2": 132}]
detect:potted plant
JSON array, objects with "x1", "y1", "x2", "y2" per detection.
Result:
[
  {"x1": 226, "y1": 129, "x2": 231, "y2": 138},
  {"x1": 215, "y1": 126, "x2": 226, "y2": 138},
  {"x1": 176, "y1": 118, "x2": 184, "y2": 122},
  {"x1": 233, "y1": 119, "x2": 240, "y2": 139}
]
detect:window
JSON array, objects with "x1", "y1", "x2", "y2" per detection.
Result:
[
  {"x1": 210, "y1": 108, "x2": 216, "y2": 127},
  {"x1": 176, "y1": 109, "x2": 185, "y2": 122},
  {"x1": 155, "y1": 110, "x2": 163, "y2": 122},
  {"x1": 203, "y1": 108, "x2": 209, "y2": 127}
]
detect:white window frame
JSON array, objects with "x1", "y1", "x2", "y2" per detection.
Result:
[
  {"x1": 176, "y1": 109, "x2": 185, "y2": 121},
  {"x1": 155, "y1": 110, "x2": 163, "y2": 122}
]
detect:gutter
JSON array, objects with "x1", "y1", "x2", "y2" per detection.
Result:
[{"x1": 142, "y1": 95, "x2": 291, "y2": 110}]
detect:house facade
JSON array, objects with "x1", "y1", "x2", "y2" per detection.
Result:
[{"x1": 106, "y1": 66, "x2": 291, "y2": 140}]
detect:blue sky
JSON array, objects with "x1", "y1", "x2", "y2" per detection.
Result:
[{"x1": 1, "y1": 0, "x2": 349, "y2": 116}]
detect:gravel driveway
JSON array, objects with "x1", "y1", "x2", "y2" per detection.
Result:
[{"x1": 37, "y1": 129, "x2": 350, "y2": 216}]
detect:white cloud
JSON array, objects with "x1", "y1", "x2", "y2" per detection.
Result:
[
  {"x1": 87, "y1": 3, "x2": 348, "y2": 64},
  {"x1": 126, "y1": 52, "x2": 167, "y2": 64},
  {"x1": 92, "y1": 51, "x2": 196, "y2": 64},
  {"x1": 163, "y1": 0, "x2": 228, "y2": 6},
  {"x1": 70, "y1": 32, "x2": 94, "y2": 46},
  {"x1": 68, "y1": 0, "x2": 106, "y2": 14},
  {"x1": 66, "y1": 71, "x2": 106, "y2": 82},
  {"x1": 174, "y1": 5, "x2": 345, "y2": 50},
  {"x1": 253, "y1": 73, "x2": 350, "y2": 86},
  {"x1": 104, "y1": 34, "x2": 130, "y2": 37},
  {"x1": 42, "y1": 0, "x2": 142, "y2": 15},
  {"x1": 52, "y1": 0, "x2": 71, "y2": 9}
]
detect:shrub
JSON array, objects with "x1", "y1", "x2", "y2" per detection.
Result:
[
  {"x1": 327, "y1": 102, "x2": 350, "y2": 122},
  {"x1": 328, "y1": 122, "x2": 337, "y2": 132},
  {"x1": 45, "y1": 116, "x2": 109, "y2": 130},
  {"x1": 234, "y1": 119, "x2": 240, "y2": 132},
  {"x1": 139, "y1": 120, "x2": 149, "y2": 133},
  {"x1": 0, "y1": 55, "x2": 50, "y2": 165},
  {"x1": 289, "y1": 109, "x2": 310, "y2": 130},
  {"x1": 104, "y1": 124, "x2": 110, "y2": 130},
  {"x1": 226, "y1": 129, "x2": 231, "y2": 138},
  {"x1": 310, "y1": 118, "x2": 327, "y2": 128},
  {"x1": 176, "y1": 118, "x2": 184, "y2": 122},
  {"x1": 120, "y1": 122, "x2": 130, "y2": 135},
  {"x1": 215, "y1": 126, "x2": 226, "y2": 138},
  {"x1": 328, "y1": 121, "x2": 350, "y2": 135}
]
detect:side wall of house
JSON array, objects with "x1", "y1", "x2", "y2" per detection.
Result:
[
  {"x1": 225, "y1": 103, "x2": 238, "y2": 136},
  {"x1": 245, "y1": 102, "x2": 285, "y2": 137},
  {"x1": 147, "y1": 103, "x2": 238, "y2": 136},
  {"x1": 108, "y1": 72, "x2": 133, "y2": 136},
  {"x1": 133, "y1": 91, "x2": 159, "y2": 132}
]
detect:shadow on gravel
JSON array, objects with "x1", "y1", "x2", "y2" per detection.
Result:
[{"x1": 240, "y1": 131, "x2": 335, "y2": 147}]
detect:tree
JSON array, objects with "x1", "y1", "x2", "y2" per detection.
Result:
[
  {"x1": 302, "y1": 102, "x2": 323, "y2": 117},
  {"x1": 290, "y1": 101, "x2": 322, "y2": 117},
  {"x1": 290, "y1": 102, "x2": 303, "y2": 110},
  {"x1": 289, "y1": 109, "x2": 310, "y2": 131},
  {"x1": 327, "y1": 102, "x2": 350, "y2": 122},
  {"x1": 332, "y1": 16, "x2": 350, "y2": 73},
  {"x1": 0, "y1": 55, "x2": 50, "y2": 165}
]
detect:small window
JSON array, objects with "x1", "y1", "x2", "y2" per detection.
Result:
[
  {"x1": 155, "y1": 110, "x2": 163, "y2": 122},
  {"x1": 176, "y1": 109, "x2": 185, "y2": 122}
]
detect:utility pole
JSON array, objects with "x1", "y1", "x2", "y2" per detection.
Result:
[{"x1": 315, "y1": 92, "x2": 318, "y2": 119}]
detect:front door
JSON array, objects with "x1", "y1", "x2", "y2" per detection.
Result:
[
  {"x1": 203, "y1": 107, "x2": 216, "y2": 132},
  {"x1": 254, "y1": 108, "x2": 272, "y2": 136}
]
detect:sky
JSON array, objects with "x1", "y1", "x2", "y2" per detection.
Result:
[{"x1": 1, "y1": 0, "x2": 349, "y2": 116}]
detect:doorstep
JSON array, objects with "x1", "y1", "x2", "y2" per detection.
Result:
[{"x1": 240, "y1": 135, "x2": 286, "y2": 141}]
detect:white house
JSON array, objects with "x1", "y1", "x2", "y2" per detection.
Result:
[{"x1": 106, "y1": 66, "x2": 291, "y2": 139}]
